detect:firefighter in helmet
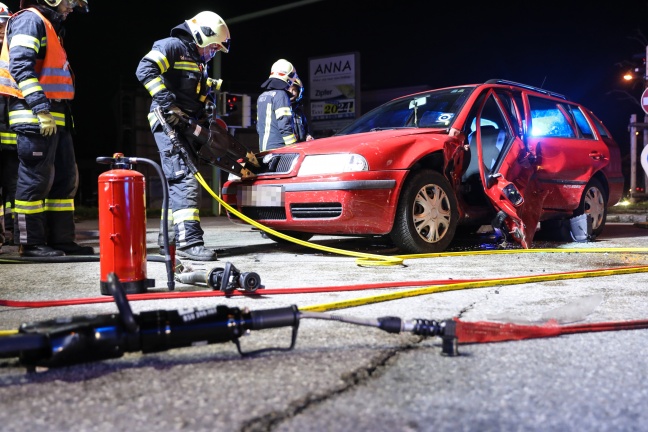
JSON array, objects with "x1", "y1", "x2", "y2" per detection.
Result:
[
  {"x1": 136, "y1": 11, "x2": 230, "y2": 261},
  {"x1": 289, "y1": 75, "x2": 314, "y2": 142},
  {"x1": 257, "y1": 59, "x2": 298, "y2": 151},
  {"x1": 0, "y1": 0, "x2": 92, "y2": 258}
]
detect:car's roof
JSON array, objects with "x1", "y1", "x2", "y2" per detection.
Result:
[{"x1": 391, "y1": 79, "x2": 569, "y2": 103}]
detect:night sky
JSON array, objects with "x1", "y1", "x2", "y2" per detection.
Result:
[{"x1": 5, "y1": 0, "x2": 648, "y2": 170}]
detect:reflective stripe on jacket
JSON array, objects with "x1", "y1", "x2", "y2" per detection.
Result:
[
  {"x1": 256, "y1": 88, "x2": 297, "y2": 151},
  {"x1": 0, "y1": 8, "x2": 74, "y2": 100},
  {"x1": 135, "y1": 22, "x2": 210, "y2": 129}
]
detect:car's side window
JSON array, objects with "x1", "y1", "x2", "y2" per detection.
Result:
[
  {"x1": 587, "y1": 110, "x2": 611, "y2": 139},
  {"x1": 464, "y1": 93, "x2": 512, "y2": 173},
  {"x1": 528, "y1": 96, "x2": 576, "y2": 138},
  {"x1": 494, "y1": 89, "x2": 525, "y2": 137},
  {"x1": 562, "y1": 104, "x2": 595, "y2": 139}
]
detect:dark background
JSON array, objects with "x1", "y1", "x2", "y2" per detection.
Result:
[{"x1": 6, "y1": 0, "x2": 648, "y2": 195}]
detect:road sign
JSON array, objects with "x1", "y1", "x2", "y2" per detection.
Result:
[{"x1": 642, "y1": 87, "x2": 648, "y2": 115}]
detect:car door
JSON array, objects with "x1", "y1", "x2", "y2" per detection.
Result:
[
  {"x1": 524, "y1": 96, "x2": 610, "y2": 210},
  {"x1": 473, "y1": 88, "x2": 548, "y2": 248}
]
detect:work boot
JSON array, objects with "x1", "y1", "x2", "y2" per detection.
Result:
[
  {"x1": 50, "y1": 242, "x2": 95, "y2": 255},
  {"x1": 3, "y1": 231, "x2": 13, "y2": 246},
  {"x1": 20, "y1": 244, "x2": 65, "y2": 257},
  {"x1": 176, "y1": 244, "x2": 216, "y2": 261}
]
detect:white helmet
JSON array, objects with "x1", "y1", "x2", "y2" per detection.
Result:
[
  {"x1": 41, "y1": 0, "x2": 89, "y2": 12},
  {"x1": 186, "y1": 11, "x2": 231, "y2": 53},
  {"x1": 270, "y1": 59, "x2": 297, "y2": 85},
  {"x1": 0, "y1": 2, "x2": 11, "y2": 23}
]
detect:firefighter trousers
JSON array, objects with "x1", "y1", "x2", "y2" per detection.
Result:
[
  {"x1": 152, "y1": 127, "x2": 205, "y2": 249},
  {"x1": 13, "y1": 130, "x2": 78, "y2": 246}
]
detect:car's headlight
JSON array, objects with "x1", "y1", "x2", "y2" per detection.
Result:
[{"x1": 298, "y1": 154, "x2": 368, "y2": 176}]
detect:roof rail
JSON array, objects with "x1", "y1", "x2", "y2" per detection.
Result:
[{"x1": 485, "y1": 79, "x2": 567, "y2": 100}]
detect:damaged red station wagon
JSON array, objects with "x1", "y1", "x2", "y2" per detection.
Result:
[{"x1": 222, "y1": 79, "x2": 624, "y2": 253}]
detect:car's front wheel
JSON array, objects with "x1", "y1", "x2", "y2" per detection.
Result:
[{"x1": 390, "y1": 170, "x2": 459, "y2": 254}]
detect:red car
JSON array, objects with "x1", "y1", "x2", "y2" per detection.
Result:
[{"x1": 222, "y1": 80, "x2": 624, "y2": 253}]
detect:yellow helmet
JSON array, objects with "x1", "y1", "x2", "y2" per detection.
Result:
[
  {"x1": 270, "y1": 59, "x2": 297, "y2": 85},
  {"x1": 186, "y1": 11, "x2": 231, "y2": 53}
]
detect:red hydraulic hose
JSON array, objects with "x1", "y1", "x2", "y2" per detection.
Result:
[
  {"x1": 454, "y1": 318, "x2": 648, "y2": 343},
  {"x1": 0, "y1": 278, "x2": 476, "y2": 308}
]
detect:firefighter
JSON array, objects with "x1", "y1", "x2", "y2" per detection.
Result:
[
  {"x1": 0, "y1": 0, "x2": 93, "y2": 258},
  {"x1": 136, "y1": 11, "x2": 231, "y2": 261},
  {"x1": 0, "y1": 2, "x2": 15, "y2": 251},
  {"x1": 257, "y1": 59, "x2": 298, "y2": 151},
  {"x1": 289, "y1": 75, "x2": 314, "y2": 142}
]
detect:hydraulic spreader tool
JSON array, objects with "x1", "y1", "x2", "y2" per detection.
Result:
[
  {"x1": 153, "y1": 106, "x2": 260, "y2": 179},
  {"x1": 0, "y1": 274, "x2": 452, "y2": 370}
]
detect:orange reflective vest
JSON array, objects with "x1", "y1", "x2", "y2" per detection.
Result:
[{"x1": 0, "y1": 8, "x2": 74, "y2": 100}]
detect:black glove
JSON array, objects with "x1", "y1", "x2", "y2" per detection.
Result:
[{"x1": 165, "y1": 105, "x2": 188, "y2": 127}]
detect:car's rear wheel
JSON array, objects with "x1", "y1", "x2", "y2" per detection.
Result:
[
  {"x1": 390, "y1": 170, "x2": 459, "y2": 253},
  {"x1": 262, "y1": 230, "x2": 314, "y2": 244},
  {"x1": 538, "y1": 177, "x2": 608, "y2": 241},
  {"x1": 576, "y1": 178, "x2": 607, "y2": 237}
]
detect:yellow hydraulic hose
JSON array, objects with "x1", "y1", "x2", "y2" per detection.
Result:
[
  {"x1": 196, "y1": 172, "x2": 648, "y2": 266},
  {"x1": 299, "y1": 265, "x2": 648, "y2": 312}
]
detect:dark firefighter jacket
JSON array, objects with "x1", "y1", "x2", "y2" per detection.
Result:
[
  {"x1": 257, "y1": 77, "x2": 296, "y2": 151},
  {"x1": 136, "y1": 22, "x2": 211, "y2": 129},
  {"x1": 0, "y1": 7, "x2": 73, "y2": 134},
  {"x1": 292, "y1": 102, "x2": 311, "y2": 142}
]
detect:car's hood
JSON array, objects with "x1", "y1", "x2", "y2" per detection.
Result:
[{"x1": 269, "y1": 128, "x2": 448, "y2": 155}]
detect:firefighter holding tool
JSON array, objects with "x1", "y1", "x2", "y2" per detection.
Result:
[{"x1": 136, "y1": 11, "x2": 232, "y2": 261}]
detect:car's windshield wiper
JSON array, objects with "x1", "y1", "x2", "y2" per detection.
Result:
[{"x1": 369, "y1": 126, "x2": 415, "y2": 132}]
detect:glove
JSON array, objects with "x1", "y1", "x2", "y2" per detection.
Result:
[
  {"x1": 165, "y1": 105, "x2": 188, "y2": 127},
  {"x1": 206, "y1": 77, "x2": 223, "y2": 91},
  {"x1": 36, "y1": 111, "x2": 57, "y2": 137}
]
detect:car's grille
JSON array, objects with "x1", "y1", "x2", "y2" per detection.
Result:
[
  {"x1": 258, "y1": 153, "x2": 299, "y2": 175},
  {"x1": 291, "y1": 203, "x2": 342, "y2": 219},
  {"x1": 238, "y1": 207, "x2": 287, "y2": 220}
]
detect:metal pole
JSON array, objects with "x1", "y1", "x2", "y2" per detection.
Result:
[
  {"x1": 631, "y1": 113, "x2": 638, "y2": 201},
  {"x1": 212, "y1": 53, "x2": 223, "y2": 216},
  {"x1": 644, "y1": 115, "x2": 648, "y2": 194}
]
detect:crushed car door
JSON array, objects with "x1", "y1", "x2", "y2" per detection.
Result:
[{"x1": 473, "y1": 88, "x2": 547, "y2": 248}]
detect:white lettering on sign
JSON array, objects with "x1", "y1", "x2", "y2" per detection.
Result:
[{"x1": 314, "y1": 60, "x2": 352, "y2": 75}]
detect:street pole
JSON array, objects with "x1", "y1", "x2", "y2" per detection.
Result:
[{"x1": 630, "y1": 113, "x2": 637, "y2": 201}]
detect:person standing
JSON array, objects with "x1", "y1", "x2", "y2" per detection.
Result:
[
  {"x1": 136, "y1": 11, "x2": 231, "y2": 261},
  {"x1": 0, "y1": 3, "x2": 18, "y2": 250},
  {"x1": 0, "y1": 0, "x2": 93, "y2": 258},
  {"x1": 257, "y1": 59, "x2": 298, "y2": 151},
  {"x1": 289, "y1": 75, "x2": 314, "y2": 142}
]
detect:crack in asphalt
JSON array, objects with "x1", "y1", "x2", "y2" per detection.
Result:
[{"x1": 238, "y1": 340, "x2": 424, "y2": 432}]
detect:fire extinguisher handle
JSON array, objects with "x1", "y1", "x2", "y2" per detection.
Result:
[{"x1": 96, "y1": 156, "x2": 114, "y2": 165}]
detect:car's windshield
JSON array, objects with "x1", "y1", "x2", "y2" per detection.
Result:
[{"x1": 336, "y1": 86, "x2": 476, "y2": 136}]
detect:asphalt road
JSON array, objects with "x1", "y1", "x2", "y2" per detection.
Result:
[{"x1": 1, "y1": 216, "x2": 648, "y2": 432}]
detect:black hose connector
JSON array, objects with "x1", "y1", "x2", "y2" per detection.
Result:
[
  {"x1": 377, "y1": 316, "x2": 404, "y2": 334},
  {"x1": 411, "y1": 319, "x2": 443, "y2": 337}
]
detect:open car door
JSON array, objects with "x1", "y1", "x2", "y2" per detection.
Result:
[{"x1": 473, "y1": 88, "x2": 548, "y2": 248}]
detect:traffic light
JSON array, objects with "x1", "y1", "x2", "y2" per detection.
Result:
[{"x1": 218, "y1": 92, "x2": 252, "y2": 128}]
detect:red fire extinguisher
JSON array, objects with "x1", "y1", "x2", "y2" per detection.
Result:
[{"x1": 97, "y1": 153, "x2": 155, "y2": 295}]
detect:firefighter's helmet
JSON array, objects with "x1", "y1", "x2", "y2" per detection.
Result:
[
  {"x1": 270, "y1": 59, "x2": 297, "y2": 85},
  {"x1": 0, "y1": 2, "x2": 11, "y2": 23},
  {"x1": 186, "y1": 11, "x2": 230, "y2": 53},
  {"x1": 39, "y1": 0, "x2": 89, "y2": 12},
  {"x1": 291, "y1": 75, "x2": 304, "y2": 103}
]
